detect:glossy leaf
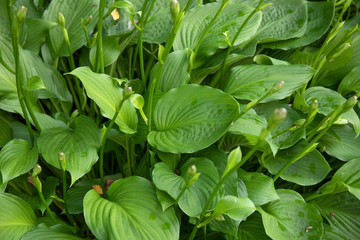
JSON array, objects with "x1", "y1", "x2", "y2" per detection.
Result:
[
  {"x1": 21, "y1": 227, "x2": 83, "y2": 240},
  {"x1": 148, "y1": 84, "x2": 239, "y2": 153},
  {"x1": 84, "y1": 176, "x2": 179, "y2": 240},
  {"x1": 238, "y1": 169, "x2": 279, "y2": 206},
  {"x1": 212, "y1": 196, "x2": 255, "y2": 222},
  {"x1": 90, "y1": 36, "x2": 122, "y2": 67},
  {"x1": 23, "y1": 18, "x2": 57, "y2": 53},
  {"x1": 0, "y1": 139, "x2": 38, "y2": 183},
  {"x1": 311, "y1": 192, "x2": 360, "y2": 239},
  {"x1": 43, "y1": 0, "x2": 99, "y2": 57},
  {"x1": 0, "y1": 193, "x2": 37, "y2": 240},
  {"x1": 70, "y1": 67, "x2": 137, "y2": 134},
  {"x1": 320, "y1": 125, "x2": 360, "y2": 161},
  {"x1": 223, "y1": 64, "x2": 315, "y2": 102},
  {"x1": 304, "y1": 87, "x2": 360, "y2": 135},
  {"x1": 152, "y1": 157, "x2": 220, "y2": 217},
  {"x1": 173, "y1": 3, "x2": 262, "y2": 65},
  {"x1": 0, "y1": 119, "x2": 12, "y2": 147},
  {"x1": 317, "y1": 158, "x2": 360, "y2": 200},
  {"x1": 266, "y1": 140, "x2": 331, "y2": 186},
  {"x1": 38, "y1": 116, "x2": 100, "y2": 185},
  {"x1": 259, "y1": 189, "x2": 323, "y2": 240},
  {"x1": 264, "y1": 1, "x2": 335, "y2": 50}
]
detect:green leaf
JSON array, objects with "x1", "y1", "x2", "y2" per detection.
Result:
[
  {"x1": 264, "y1": 1, "x2": 335, "y2": 50},
  {"x1": 304, "y1": 87, "x2": 360, "y2": 135},
  {"x1": 212, "y1": 196, "x2": 255, "y2": 222},
  {"x1": 320, "y1": 125, "x2": 360, "y2": 161},
  {"x1": 84, "y1": 176, "x2": 179, "y2": 240},
  {"x1": 237, "y1": 212, "x2": 271, "y2": 240},
  {"x1": 223, "y1": 64, "x2": 315, "y2": 102},
  {"x1": 238, "y1": 169, "x2": 279, "y2": 206},
  {"x1": 173, "y1": 3, "x2": 262, "y2": 65},
  {"x1": 70, "y1": 67, "x2": 138, "y2": 134},
  {"x1": 38, "y1": 116, "x2": 100, "y2": 185},
  {"x1": 158, "y1": 50, "x2": 191, "y2": 92},
  {"x1": 0, "y1": 193, "x2": 37, "y2": 240},
  {"x1": 0, "y1": 119, "x2": 12, "y2": 147},
  {"x1": 259, "y1": 189, "x2": 323, "y2": 240},
  {"x1": 21, "y1": 227, "x2": 84, "y2": 240},
  {"x1": 66, "y1": 179, "x2": 100, "y2": 214},
  {"x1": 43, "y1": 0, "x2": 99, "y2": 57},
  {"x1": 338, "y1": 67, "x2": 360, "y2": 95},
  {"x1": 90, "y1": 35, "x2": 122, "y2": 67},
  {"x1": 239, "y1": 0, "x2": 308, "y2": 54},
  {"x1": 23, "y1": 18, "x2": 57, "y2": 53},
  {"x1": 0, "y1": 139, "x2": 38, "y2": 183},
  {"x1": 253, "y1": 54, "x2": 290, "y2": 65},
  {"x1": 152, "y1": 157, "x2": 220, "y2": 217},
  {"x1": 322, "y1": 224, "x2": 347, "y2": 240},
  {"x1": 148, "y1": 84, "x2": 239, "y2": 153},
  {"x1": 311, "y1": 192, "x2": 360, "y2": 239},
  {"x1": 317, "y1": 158, "x2": 360, "y2": 200},
  {"x1": 265, "y1": 140, "x2": 331, "y2": 186}
]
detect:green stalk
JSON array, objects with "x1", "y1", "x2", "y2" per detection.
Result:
[
  {"x1": 60, "y1": 60, "x2": 82, "y2": 112},
  {"x1": 138, "y1": 0, "x2": 151, "y2": 83},
  {"x1": 189, "y1": 0, "x2": 229, "y2": 75},
  {"x1": 95, "y1": 0, "x2": 106, "y2": 73},
  {"x1": 125, "y1": 134, "x2": 132, "y2": 175},
  {"x1": 61, "y1": 170, "x2": 75, "y2": 225}
]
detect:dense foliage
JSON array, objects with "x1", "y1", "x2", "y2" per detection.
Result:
[{"x1": 1, "y1": 0, "x2": 360, "y2": 239}]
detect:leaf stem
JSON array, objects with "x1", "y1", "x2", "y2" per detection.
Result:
[{"x1": 95, "y1": 0, "x2": 106, "y2": 73}]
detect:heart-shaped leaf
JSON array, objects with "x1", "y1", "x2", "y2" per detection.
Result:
[
  {"x1": 38, "y1": 116, "x2": 100, "y2": 185},
  {"x1": 70, "y1": 67, "x2": 137, "y2": 134},
  {"x1": 0, "y1": 139, "x2": 38, "y2": 183},
  {"x1": 83, "y1": 176, "x2": 179, "y2": 240},
  {"x1": 152, "y1": 157, "x2": 220, "y2": 217},
  {"x1": 259, "y1": 189, "x2": 323, "y2": 240},
  {"x1": 148, "y1": 84, "x2": 239, "y2": 153},
  {"x1": 223, "y1": 64, "x2": 315, "y2": 102},
  {"x1": 0, "y1": 193, "x2": 37, "y2": 239}
]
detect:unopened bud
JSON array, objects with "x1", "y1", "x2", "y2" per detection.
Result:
[
  {"x1": 58, "y1": 152, "x2": 66, "y2": 171},
  {"x1": 187, "y1": 165, "x2": 197, "y2": 176},
  {"x1": 123, "y1": 86, "x2": 133, "y2": 99},
  {"x1": 170, "y1": 0, "x2": 180, "y2": 22},
  {"x1": 85, "y1": 15, "x2": 93, "y2": 25},
  {"x1": 342, "y1": 96, "x2": 358, "y2": 113},
  {"x1": 57, "y1": 12, "x2": 66, "y2": 29},
  {"x1": 267, "y1": 108, "x2": 287, "y2": 131},
  {"x1": 215, "y1": 214, "x2": 225, "y2": 221},
  {"x1": 289, "y1": 119, "x2": 306, "y2": 130},
  {"x1": 185, "y1": 165, "x2": 200, "y2": 188},
  {"x1": 309, "y1": 100, "x2": 318, "y2": 113},
  {"x1": 16, "y1": 6, "x2": 27, "y2": 23},
  {"x1": 269, "y1": 81, "x2": 285, "y2": 94},
  {"x1": 32, "y1": 164, "x2": 42, "y2": 178}
]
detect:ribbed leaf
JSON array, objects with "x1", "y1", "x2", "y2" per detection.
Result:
[
  {"x1": 238, "y1": 169, "x2": 279, "y2": 206},
  {"x1": 148, "y1": 84, "x2": 240, "y2": 153},
  {"x1": 0, "y1": 193, "x2": 37, "y2": 240},
  {"x1": 0, "y1": 139, "x2": 38, "y2": 183},
  {"x1": 304, "y1": 87, "x2": 360, "y2": 135},
  {"x1": 70, "y1": 67, "x2": 137, "y2": 134},
  {"x1": 338, "y1": 67, "x2": 360, "y2": 95},
  {"x1": 90, "y1": 36, "x2": 122, "y2": 67},
  {"x1": 43, "y1": 0, "x2": 99, "y2": 57},
  {"x1": 311, "y1": 192, "x2": 360, "y2": 239},
  {"x1": 212, "y1": 196, "x2": 255, "y2": 222},
  {"x1": 21, "y1": 227, "x2": 83, "y2": 240},
  {"x1": 317, "y1": 158, "x2": 360, "y2": 200},
  {"x1": 259, "y1": 190, "x2": 323, "y2": 240},
  {"x1": 173, "y1": 3, "x2": 261, "y2": 65},
  {"x1": 84, "y1": 176, "x2": 179, "y2": 240},
  {"x1": 320, "y1": 125, "x2": 360, "y2": 161},
  {"x1": 266, "y1": 140, "x2": 331, "y2": 186},
  {"x1": 158, "y1": 50, "x2": 191, "y2": 92},
  {"x1": 223, "y1": 64, "x2": 315, "y2": 102},
  {"x1": 0, "y1": 119, "x2": 12, "y2": 147},
  {"x1": 237, "y1": 213, "x2": 271, "y2": 240},
  {"x1": 38, "y1": 116, "x2": 100, "y2": 185},
  {"x1": 264, "y1": 1, "x2": 335, "y2": 50},
  {"x1": 23, "y1": 18, "x2": 57, "y2": 53},
  {"x1": 152, "y1": 157, "x2": 220, "y2": 217}
]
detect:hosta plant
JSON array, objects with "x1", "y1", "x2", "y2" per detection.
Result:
[{"x1": 1, "y1": 0, "x2": 360, "y2": 239}]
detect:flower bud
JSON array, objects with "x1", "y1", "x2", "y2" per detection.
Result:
[
  {"x1": 269, "y1": 81, "x2": 284, "y2": 94},
  {"x1": 122, "y1": 86, "x2": 133, "y2": 100},
  {"x1": 57, "y1": 12, "x2": 66, "y2": 29},
  {"x1": 58, "y1": 152, "x2": 66, "y2": 171},
  {"x1": 16, "y1": 6, "x2": 27, "y2": 24},
  {"x1": 342, "y1": 96, "x2": 358, "y2": 113},
  {"x1": 185, "y1": 165, "x2": 200, "y2": 188},
  {"x1": 85, "y1": 15, "x2": 93, "y2": 25},
  {"x1": 267, "y1": 108, "x2": 287, "y2": 131},
  {"x1": 309, "y1": 100, "x2": 318, "y2": 113},
  {"x1": 187, "y1": 165, "x2": 196, "y2": 176},
  {"x1": 32, "y1": 164, "x2": 42, "y2": 178},
  {"x1": 170, "y1": 0, "x2": 180, "y2": 22},
  {"x1": 289, "y1": 119, "x2": 306, "y2": 130}
]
